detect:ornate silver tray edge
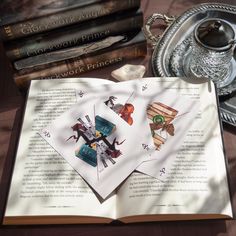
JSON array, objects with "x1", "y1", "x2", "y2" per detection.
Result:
[{"x1": 220, "y1": 107, "x2": 236, "y2": 126}]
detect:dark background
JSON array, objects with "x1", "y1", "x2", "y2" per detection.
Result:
[{"x1": 1, "y1": 0, "x2": 236, "y2": 235}]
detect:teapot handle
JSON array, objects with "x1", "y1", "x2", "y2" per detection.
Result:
[{"x1": 143, "y1": 13, "x2": 176, "y2": 48}]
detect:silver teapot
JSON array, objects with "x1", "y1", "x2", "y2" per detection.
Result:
[{"x1": 189, "y1": 18, "x2": 236, "y2": 84}]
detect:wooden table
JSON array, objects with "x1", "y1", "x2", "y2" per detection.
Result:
[{"x1": 0, "y1": 0, "x2": 236, "y2": 235}]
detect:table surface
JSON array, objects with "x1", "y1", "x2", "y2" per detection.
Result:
[{"x1": 0, "y1": 0, "x2": 236, "y2": 235}]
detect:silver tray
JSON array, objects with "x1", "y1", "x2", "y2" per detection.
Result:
[{"x1": 145, "y1": 3, "x2": 236, "y2": 126}]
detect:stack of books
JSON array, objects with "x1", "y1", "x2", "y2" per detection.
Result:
[{"x1": 0, "y1": 0, "x2": 146, "y2": 89}]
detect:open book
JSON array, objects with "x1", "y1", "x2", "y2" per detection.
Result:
[{"x1": 3, "y1": 77, "x2": 233, "y2": 225}]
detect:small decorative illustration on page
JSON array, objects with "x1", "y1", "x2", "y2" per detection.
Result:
[
  {"x1": 95, "y1": 115, "x2": 125, "y2": 172},
  {"x1": 103, "y1": 91, "x2": 135, "y2": 125},
  {"x1": 66, "y1": 115, "x2": 97, "y2": 167},
  {"x1": 147, "y1": 102, "x2": 178, "y2": 150}
]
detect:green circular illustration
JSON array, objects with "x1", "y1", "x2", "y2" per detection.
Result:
[{"x1": 153, "y1": 114, "x2": 165, "y2": 124}]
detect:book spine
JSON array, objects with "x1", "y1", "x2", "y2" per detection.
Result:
[
  {"x1": 0, "y1": 0, "x2": 103, "y2": 26},
  {"x1": 14, "y1": 36, "x2": 126, "y2": 70},
  {"x1": 14, "y1": 42, "x2": 147, "y2": 89},
  {"x1": 6, "y1": 11, "x2": 143, "y2": 61},
  {"x1": 0, "y1": 0, "x2": 140, "y2": 41}
]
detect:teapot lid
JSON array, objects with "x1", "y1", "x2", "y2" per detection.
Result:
[{"x1": 195, "y1": 19, "x2": 235, "y2": 51}]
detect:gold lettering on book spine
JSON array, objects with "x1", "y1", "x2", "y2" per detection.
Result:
[
  {"x1": 13, "y1": 48, "x2": 21, "y2": 59},
  {"x1": 19, "y1": 8, "x2": 111, "y2": 36},
  {"x1": 4, "y1": 26, "x2": 13, "y2": 38}
]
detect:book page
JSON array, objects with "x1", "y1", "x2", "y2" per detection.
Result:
[
  {"x1": 116, "y1": 77, "x2": 233, "y2": 220},
  {"x1": 4, "y1": 78, "x2": 116, "y2": 222}
]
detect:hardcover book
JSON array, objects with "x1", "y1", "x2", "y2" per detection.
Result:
[
  {"x1": 0, "y1": 0, "x2": 141, "y2": 41},
  {"x1": 13, "y1": 30, "x2": 147, "y2": 89},
  {"x1": 5, "y1": 9, "x2": 143, "y2": 60},
  {"x1": 0, "y1": 0, "x2": 104, "y2": 26}
]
